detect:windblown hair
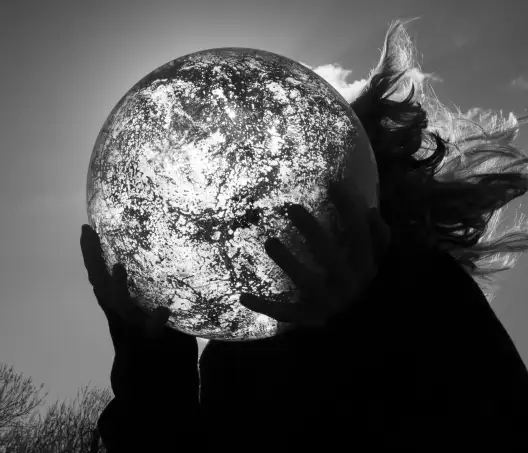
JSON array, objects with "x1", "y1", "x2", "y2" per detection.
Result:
[{"x1": 350, "y1": 18, "x2": 528, "y2": 303}]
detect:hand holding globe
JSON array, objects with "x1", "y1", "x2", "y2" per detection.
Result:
[
  {"x1": 81, "y1": 224, "x2": 171, "y2": 340},
  {"x1": 239, "y1": 178, "x2": 390, "y2": 329}
]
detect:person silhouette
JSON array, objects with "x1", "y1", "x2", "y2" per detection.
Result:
[{"x1": 80, "y1": 20, "x2": 528, "y2": 451}]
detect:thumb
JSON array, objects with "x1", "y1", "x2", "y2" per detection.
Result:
[
  {"x1": 110, "y1": 264, "x2": 134, "y2": 322},
  {"x1": 143, "y1": 306, "x2": 171, "y2": 340}
]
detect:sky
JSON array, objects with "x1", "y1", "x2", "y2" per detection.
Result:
[{"x1": 1, "y1": 0, "x2": 528, "y2": 413}]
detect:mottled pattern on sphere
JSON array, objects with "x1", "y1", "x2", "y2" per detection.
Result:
[{"x1": 86, "y1": 48, "x2": 378, "y2": 340}]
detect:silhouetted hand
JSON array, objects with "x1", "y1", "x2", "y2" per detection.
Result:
[
  {"x1": 239, "y1": 178, "x2": 391, "y2": 328},
  {"x1": 80, "y1": 224, "x2": 198, "y2": 406},
  {"x1": 80, "y1": 224, "x2": 170, "y2": 339}
]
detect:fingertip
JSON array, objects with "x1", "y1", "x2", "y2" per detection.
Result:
[
  {"x1": 155, "y1": 306, "x2": 171, "y2": 323},
  {"x1": 80, "y1": 225, "x2": 91, "y2": 245},
  {"x1": 240, "y1": 294, "x2": 278, "y2": 318},
  {"x1": 239, "y1": 293, "x2": 257, "y2": 308},
  {"x1": 112, "y1": 263, "x2": 125, "y2": 276},
  {"x1": 81, "y1": 224, "x2": 95, "y2": 236}
]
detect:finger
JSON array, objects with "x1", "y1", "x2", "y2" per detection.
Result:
[
  {"x1": 239, "y1": 294, "x2": 327, "y2": 328},
  {"x1": 328, "y1": 179, "x2": 373, "y2": 272},
  {"x1": 286, "y1": 204, "x2": 354, "y2": 289},
  {"x1": 81, "y1": 225, "x2": 113, "y2": 310},
  {"x1": 80, "y1": 224, "x2": 110, "y2": 286},
  {"x1": 285, "y1": 204, "x2": 339, "y2": 273},
  {"x1": 111, "y1": 264, "x2": 130, "y2": 316},
  {"x1": 264, "y1": 238, "x2": 318, "y2": 293},
  {"x1": 110, "y1": 265, "x2": 150, "y2": 327}
]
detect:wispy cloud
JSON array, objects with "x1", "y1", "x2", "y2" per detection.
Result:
[
  {"x1": 301, "y1": 62, "x2": 442, "y2": 103},
  {"x1": 511, "y1": 76, "x2": 528, "y2": 90},
  {"x1": 406, "y1": 68, "x2": 443, "y2": 85}
]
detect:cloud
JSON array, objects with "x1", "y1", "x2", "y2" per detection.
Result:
[
  {"x1": 300, "y1": 62, "x2": 442, "y2": 103},
  {"x1": 511, "y1": 76, "x2": 528, "y2": 90},
  {"x1": 300, "y1": 62, "x2": 368, "y2": 103}
]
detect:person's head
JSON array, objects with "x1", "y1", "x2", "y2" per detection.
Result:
[{"x1": 351, "y1": 18, "x2": 528, "y2": 303}]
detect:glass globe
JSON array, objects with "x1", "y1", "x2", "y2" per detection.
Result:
[{"x1": 86, "y1": 47, "x2": 378, "y2": 340}]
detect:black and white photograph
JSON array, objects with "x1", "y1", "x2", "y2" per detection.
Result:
[{"x1": 1, "y1": 0, "x2": 528, "y2": 450}]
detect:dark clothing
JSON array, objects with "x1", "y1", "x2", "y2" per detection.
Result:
[{"x1": 98, "y1": 241, "x2": 528, "y2": 451}]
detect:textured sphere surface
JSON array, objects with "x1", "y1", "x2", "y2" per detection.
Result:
[{"x1": 86, "y1": 48, "x2": 378, "y2": 341}]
